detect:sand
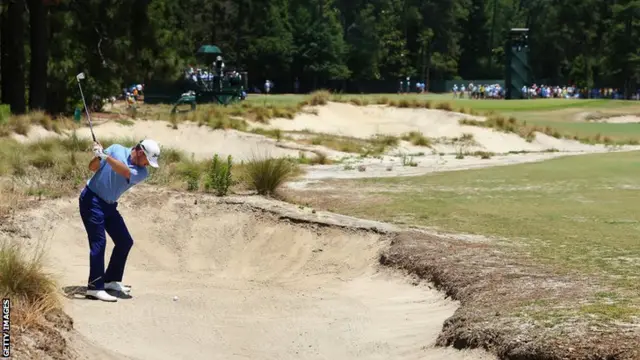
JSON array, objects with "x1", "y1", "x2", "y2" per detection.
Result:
[
  {"x1": 3, "y1": 186, "x2": 494, "y2": 360},
  {"x1": 258, "y1": 102, "x2": 616, "y2": 153},
  {"x1": 590, "y1": 115, "x2": 640, "y2": 123},
  {"x1": 11, "y1": 120, "x2": 309, "y2": 162}
]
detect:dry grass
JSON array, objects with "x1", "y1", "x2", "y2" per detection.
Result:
[
  {"x1": 300, "y1": 132, "x2": 399, "y2": 156},
  {"x1": 0, "y1": 133, "x2": 306, "y2": 208},
  {"x1": 401, "y1": 131, "x2": 432, "y2": 147},
  {"x1": 307, "y1": 134, "x2": 367, "y2": 153},
  {"x1": 459, "y1": 114, "x2": 640, "y2": 145},
  {"x1": 0, "y1": 183, "x2": 20, "y2": 220},
  {"x1": 153, "y1": 100, "x2": 302, "y2": 133},
  {"x1": 301, "y1": 90, "x2": 331, "y2": 106},
  {"x1": 249, "y1": 127, "x2": 285, "y2": 142},
  {"x1": 296, "y1": 151, "x2": 333, "y2": 165},
  {"x1": 0, "y1": 111, "x2": 75, "y2": 137},
  {"x1": 0, "y1": 239, "x2": 60, "y2": 331}
]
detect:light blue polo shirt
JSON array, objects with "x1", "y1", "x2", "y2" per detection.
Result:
[{"x1": 87, "y1": 144, "x2": 149, "y2": 204}]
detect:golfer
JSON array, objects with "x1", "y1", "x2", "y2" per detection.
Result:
[{"x1": 79, "y1": 139, "x2": 161, "y2": 302}]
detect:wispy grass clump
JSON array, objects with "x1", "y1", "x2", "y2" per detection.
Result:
[
  {"x1": 0, "y1": 239, "x2": 60, "y2": 330},
  {"x1": 401, "y1": 131, "x2": 432, "y2": 147},
  {"x1": 243, "y1": 154, "x2": 300, "y2": 196}
]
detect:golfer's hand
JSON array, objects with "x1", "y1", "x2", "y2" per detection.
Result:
[{"x1": 93, "y1": 142, "x2": 107, "y2": 160}]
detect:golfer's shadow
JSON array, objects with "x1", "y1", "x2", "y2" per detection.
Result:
[{"x1": 62, "y1": 285, "x2": 133, "y2": 300}]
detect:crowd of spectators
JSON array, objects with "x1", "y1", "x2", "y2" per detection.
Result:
[
  {"x1": 452, "y1": 83, "x2": 505, "y2": 99},
  {"x1": 448, "y1": 82, "x2": 640, "y2": 100}
]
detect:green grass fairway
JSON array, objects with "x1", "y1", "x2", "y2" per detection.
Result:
[
  {"x1": 247, "y1": 92, "x2": 637, "y2": 112},
  {"x1": 361, "y1": 151, "x2": 640, "y2": 274}
]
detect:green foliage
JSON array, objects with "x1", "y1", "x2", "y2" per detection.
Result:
[
  {"x1": 176, "y1": 161, "x2": 202, "y2": 191},
  {"x1": 3, "y1": 0, "x2": 640, "y2": 117},
  {"x1": 204, "y1": 154, "x2": 233, "y2": 196}
]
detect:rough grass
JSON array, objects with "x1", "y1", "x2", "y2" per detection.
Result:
[
  {"x1": 458, "y1": 114, "x2": 639, "y2": 145},
  {"x1": 0, "y1": 111, "x2": 76, "y2": 137},
  {"x1": 401, "y1": 131, "x2": 432, "y2": 147},
  {"x1": 295, "y1": 131, "x2": 400, "y2": 156},
  {"x1": 0, "y1": 133, "x2": 301, "y2": 212},
  {"x1": 296, "y1": 151, "x2": 333, "y2": 165},
  {"x1": 282, "y1": 150, "x2": 640, "y2": 359},
  {"x1": 0, "y1": 239, "x2": 60, "y2": 332}
]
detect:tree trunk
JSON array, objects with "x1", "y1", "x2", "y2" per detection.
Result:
[
  {"x1": 7, "y1": 0, "x2": 26, "y2": 114},
  {"x1": 0, "y1": 5, "x2": 9, "y2": 105},
  {"x1": 28, "y1": 0, "x2": 48, "y2": 111}
]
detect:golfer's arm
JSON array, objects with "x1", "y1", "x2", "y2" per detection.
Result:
[
  {"x1": 88, "y1": 157, "x2": 101, "y2": 172},
  {"x1": 104, "y1": 156, "x2": 131, "y2": 180}
]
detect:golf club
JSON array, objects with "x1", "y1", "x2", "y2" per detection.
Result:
[{"x1": 76, "y1": 72, "x2": 96, "y2": 142}]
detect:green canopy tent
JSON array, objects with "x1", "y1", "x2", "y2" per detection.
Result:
[
  {"x1": 196, "y1": 45, "x2": 223, "y2": 65},
  {"x1": 197, "y1": 45, "x2": 222, "y2": 55}
]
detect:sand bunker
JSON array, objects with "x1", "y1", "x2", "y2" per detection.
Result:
[
  {"x1": 258, "y1": 102, "x2": 613, "y2": 154},
  {"x1": 5, "y1": 186, "x2": 493, "y2": 360},
  {"x1": 591, "y1": 115, "x2": 640, "y2": 123}
]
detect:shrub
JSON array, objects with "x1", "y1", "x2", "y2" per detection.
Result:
[{"x1": 204, "y1": 154, "x2": 233, "y2": 196}]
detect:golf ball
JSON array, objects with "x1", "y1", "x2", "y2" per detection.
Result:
[{"x1": 173, "y1": 296, "x2": 178, "y2": 301}]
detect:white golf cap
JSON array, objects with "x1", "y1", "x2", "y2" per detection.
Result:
[{"x1": 139, "y1": 139, "x2": 160, "y2": 168}]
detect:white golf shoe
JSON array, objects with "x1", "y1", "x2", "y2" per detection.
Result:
[{"x1": 86, "y1": 290, "x2": 118, "y2": 302}]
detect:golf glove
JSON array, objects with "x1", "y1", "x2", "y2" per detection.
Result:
[{"x1": 93, "y1": 143, "x2": 108, "y2": 160}]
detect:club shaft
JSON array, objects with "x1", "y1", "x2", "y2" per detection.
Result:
[{"x1": 77, "y1": 79, "x2": 96, "y2": 142}]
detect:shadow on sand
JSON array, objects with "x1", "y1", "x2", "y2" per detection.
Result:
[{"x1": 62, "y1": 285, "x2": 133, "y2": 300}]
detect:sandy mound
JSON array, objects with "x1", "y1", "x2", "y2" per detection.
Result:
[
  {"x1": 11, "y1": 120, "x2": 308, "y2": 161},
  {"x1": 591, "y1": 115, "x2": 640, "y2": 123},
  {"x1": 573, "y1": 110, "x2": 640, "y2": 123},
  {"x1": 4, "y1": 186, "x2": 494, "y2": 360},
  {"x1": 257, "y1": 102, "x2": 613, "y2": 154}
]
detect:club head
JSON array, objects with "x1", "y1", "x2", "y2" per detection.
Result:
[{"x1": 76, "y1": 72, "x2": 85, "y2": 81}]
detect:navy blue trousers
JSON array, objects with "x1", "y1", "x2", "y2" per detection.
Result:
[{"x1": 79, "y1": 187, "x2": 134, "y2": 291}]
